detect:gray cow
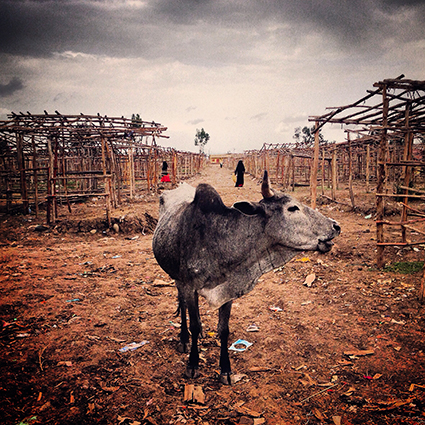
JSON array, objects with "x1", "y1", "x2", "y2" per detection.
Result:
[{"x1": 152, "y1": 171, "x2": 340, "y2": 384}]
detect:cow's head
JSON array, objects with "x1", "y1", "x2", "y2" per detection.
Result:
[{"x1": 233, "y1": 171, "x2": 340, "y2": 253}]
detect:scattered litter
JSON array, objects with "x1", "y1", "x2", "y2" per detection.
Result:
[
  {"x1": 373, "y1": 373, "x2": 383, "y2": 380},
  {"x1": 107, "y1": 336, "x2": 126, "y2": 343},
  {"x1": 332, "y1": 416, "x2": 342, "y2": 425},
  {"x1": 394, "y1": 346, "x2": 402, "y2": 351},
  {"x1": 118, "y1": 416, "x2": 141, "y2": 425},
  {"x1": 391, "y1": 319, "x2": 406, "y2": 325},
  {"x1": 301, "y1": 300, "x2": 312, "y2": 306},
  {"x1": 229, "y1": 339, "x2": 253, "y2": 352},
  {"x1": 409, "y1": 383, "x2": 425, "y2": 391},
  {"x1": 119, "y1": 341, "x2": 149, "y2": 352},
  {"x1": 16, "y1": 333, "x2": 30, "y2": 338},
  {"x1": 365, "y1": 214, "x2": 372, "y2": 219},
  {"x1": 17, "y1": 416, "x2": 38, "y2": 425},
  {"x1": 269, "y1": 306, "x2": 283, "y2": 312},
  {"x1": 343, "y1": 349, "x2": 374, "y2": 357},
  {"x1": 152, "y1": 279, "x2": 174, "y2": 287},
  {"x1": 233, "y1": 404, "x2": 261, "y2": 417},
  {"x1": 303, "y1": 273, "x2": 316, "y2": 287},
  {"x1": 65, "y1": 298, "x2": 80, "y2": 303},
  {"x1": 246, "y1": 323, "x2": 259, "y2": 332},
  {"x1": 207, "y1": 331, "x2": 215, "y2": 337},
  {"x1": 112, "y1": 255, "x2": 122, "y2": 259},
  {"x1": 184, "y1": 384, "x2": 205, "y2": 404},
  {"x1": 296, "y1": 257, "x2": 310, "y2": 262}
]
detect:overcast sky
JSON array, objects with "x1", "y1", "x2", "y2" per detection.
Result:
[{"x1": 1, "y1": 0, "x2": 424, "y2": 153}]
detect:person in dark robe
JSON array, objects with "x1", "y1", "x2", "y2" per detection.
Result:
[
  {"x1": 161, "y1": 161, "x2": 171, "y2": 182},
  {"x1": 234, "y1": 160, "x2": 245, "y2": 187}
]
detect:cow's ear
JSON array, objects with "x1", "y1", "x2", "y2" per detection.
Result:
[{"x1": 232, "y1": 201, "x2": 264, "y2": 216}]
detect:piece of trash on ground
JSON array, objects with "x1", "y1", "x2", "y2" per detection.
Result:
[
  {"x1": 269, "y1": 306, "x2": 283, "y2": 312},
  {"x1": 303, "y1": 273, "x2": 316, "y2": 287},
  {"x1": 183, "y1": 384, "x2": 205, "y2": 404},
  {"x1": 246, "y1": 323, "x2": 259, "y2": 332},
  {"x1": 409, "y1": 383, "x2": 425, "y2": 391},
  {"x1": 229, "y1": 339, "x2": 253, "y2": 352},
  {"x1": 119, "y1": 341, "x2": 149, "y2": 352},
  {"x1": 296, "y1": 257, "x2": 310, "y2": 262},
  {"x1": 343, "y1": 349, "x2": 374, "y2": 357}
]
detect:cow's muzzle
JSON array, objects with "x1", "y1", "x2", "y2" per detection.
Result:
[{"x1": 318, "y1": 221, "x2": 340, "y2": 252}]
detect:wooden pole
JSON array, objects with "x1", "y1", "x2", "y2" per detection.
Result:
[
  {"x1": 47, "y1": 138, "x2": 56, "y2": 224},
  {"x1": 331, "y1": 146, "x2": 337, "y2": 200},
  {"x1": 101, "y1": 136, "x2": 111, "y2": 227},
  {"x1": 401, "y1": 102, "x2": 412, "y2": 244},
  {"x1": 376, "y1": 86, "x2": 389, "y2": 268},
  {"x1": 16, "y1": 132, "x2": 29, "y2": 214},
  {"x1": 321, "y1": 148, "x2": 325, "y2": 196},
  {"x1": 310, "y1": 121, "x2": 320, "y2": 209},
  {"x1": 31, "y1": 135, "x2": 39, "y2": 217},
  {"x1": 366, "y1": 144, "x2": 370, "y2": 193},
  {"x1": 348, "y1": 134, "x2": 355, "y2": 208}
]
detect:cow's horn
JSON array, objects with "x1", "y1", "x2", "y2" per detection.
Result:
[{"x1": 261, "y1": 170, "x2": 274, "y2": 198}]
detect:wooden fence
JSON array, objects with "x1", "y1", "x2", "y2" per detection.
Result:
[{"x1": 0, "y1": 113, "x2": 206, "y2": 225}]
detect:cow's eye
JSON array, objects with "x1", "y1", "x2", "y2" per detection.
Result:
[{"x1": 288, "y1": 205, "x2": 300, "y2": 212}]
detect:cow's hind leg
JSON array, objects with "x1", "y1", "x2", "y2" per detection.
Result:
[
  {"x1": 218, "y1": 301, "x2": 235, "y2": 385},
  {"x1": 177, "y1": 289, "x2": 190, "y2": 353},
  {"x1": 185, "y1": 290, "x2": 201, "y2": 378}
]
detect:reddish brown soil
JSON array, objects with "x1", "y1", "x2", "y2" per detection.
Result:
[{"x1": 1, "y1": 164, "x2": 425, "y2": 425}]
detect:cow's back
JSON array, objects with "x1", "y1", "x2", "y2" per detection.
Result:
[{"x1": 153, "y1": 183, "x2": 196, "y2": 279}]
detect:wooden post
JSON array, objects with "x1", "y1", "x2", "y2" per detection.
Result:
[
  {"x1": 47, "y1": 138, "x2": 56, "y2": 224},
  {"x1": 31, "y1": 135, "x2": 39, "y2": 217},
  {"x1": 376, "y1": 86, "x2": 389, "y2": 268},
  {"x1": 348, "y1": 133, "x2": 355, "y2": 209},
  {"x1": 366, "y1": 144, "x2": 370, "y2": 193},
  {"x1": 321, "y1": 148, "x2": 325, "y2": 196},
  {"x1": 16, "y1": 132, "x2": 29, "y2": 214},
  {"x1": 128, "y1": 142, "x2": 134, "y2": 199},
  {"x1": 310, "y1": 121, "x2": 320, "y2": 209},
  {"x1": 101, "y1": 136, "x2": 111, "y2": 227},
  {"x1": 331, "y1": 146, "x2": 337, "y2": 200},
  {"x1": 419, "y1": 265, "x2": 425, "y2": 304},
  {"x1": 401, "y1": 102, "x2": 412, "y2": 244}
]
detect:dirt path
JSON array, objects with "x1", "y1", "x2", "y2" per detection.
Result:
[{"x1": 1, "y1": 164, "x2": 425, "y2": 425}]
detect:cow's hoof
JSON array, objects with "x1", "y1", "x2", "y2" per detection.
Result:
[
  {"x1": 185, "y1": 367, "x2": 200, "y2": 379},
  {"x1": 219, "y1": 372, "x2": 235, "y2": 385},
  {"x1": 178, "y1": 342, "x2": 190, "y2": 353}
]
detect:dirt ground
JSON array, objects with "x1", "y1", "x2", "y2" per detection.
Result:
[{"x1": 1, "y1": 164, "x2": 425, "y2": 425}]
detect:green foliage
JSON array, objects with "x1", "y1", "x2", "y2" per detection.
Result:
[
  {"x1": 293, "y1": 126, "x2": 326, "y2": 147},
  {"x1": 194, "y1": 128, "x2": 210, "y2": 153},
  {"x1": 131, "y1": 113, "x2": 143, "y2": 128},
  {"x1": 383, "y1": 261, "x2": 424, "y2": 274}
]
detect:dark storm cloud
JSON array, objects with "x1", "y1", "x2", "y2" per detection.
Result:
[
  {"x1": 0, "y1": 77, "x2": 24, "y2": 96},
  {"x1": 0, "y1": 0, "x2": 424, "y2": 59}
]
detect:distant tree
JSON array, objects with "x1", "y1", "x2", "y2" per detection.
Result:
[
  {"x1": 293, "y1": 126, "x2": 326, "y2": 147},
  {"x1": 131, "y1": 113, "x2": 143, "y2": 128},
  {"x1": 194, "y1": 128, "x2": 210, "y2": 153}
]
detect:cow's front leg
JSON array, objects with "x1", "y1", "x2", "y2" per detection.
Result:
[
  {"x1": 185, "y1": 291, "x2": 201, "y2": 378},
  {"x1": 218, "y1": 301, "x2": 235, "y2": 384}
]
